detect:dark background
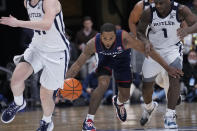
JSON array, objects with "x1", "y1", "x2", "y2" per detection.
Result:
[{"x1": 0, "y1": 0, "x2": 193, "y2": 67}]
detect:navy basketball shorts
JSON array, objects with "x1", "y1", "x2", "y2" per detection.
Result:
[{"x1": 96, "y1": 64, "x2": 132, "y2": 88}]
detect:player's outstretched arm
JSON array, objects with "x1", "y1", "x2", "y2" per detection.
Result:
[
  {"x1": 122, "y1": 31, "x2": 183, "y2": 78},
  {"x1": 0, "y1": 0, "x2": 59, "y2": 31},
  {"x1": 66, "y1": 38, "x2": 96, "y2": 79},
  {"x1": 128, "y1": 1, "x2": 143, "y2": 37},
  {"x1": 177, "y1": 5, "x2": 197, "y2": 39},
  {"x1": 136, "y1": 8, "x2": 154, "y2": 57}
]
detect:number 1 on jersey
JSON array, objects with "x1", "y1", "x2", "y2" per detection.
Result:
[
  {"x1": 162, "y1": 28, "x2": 168, "y2": 38},
  {"x1": 35, "y1": 30, "x2": 46, "y2": 35}
]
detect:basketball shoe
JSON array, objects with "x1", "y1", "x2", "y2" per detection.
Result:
[
  {"x1": 82, "y1": 119, "x2": 96, "y2": 131},
  {"x1": 37, "y1": 120, "x2": 54, "y2": 131},
  {"x1": 164, "y1": 110, "x2": 178, "y2": 129},
  {"x1": 140, "y1": 101, "x2": 158, "y2": 126},
  {"x1": 112, "y1": 95, "x2": 127, "y2": 122},
  {"x1": 1, "y1": 100, "x2": 26, "y2": 123}
]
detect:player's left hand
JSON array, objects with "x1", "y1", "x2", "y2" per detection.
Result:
[
  {"x1": 0, "y1": 15, "x2": 19, "y2": 27},
  {"x1": 166, "y1": 66, "x2": 184, "y2": 78},
  {"x1": 177, "y1": 27, "x2": 190, "y2": 40}
]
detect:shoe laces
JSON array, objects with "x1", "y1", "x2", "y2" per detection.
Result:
[
  {"x1": 166, "y1": 113, "x2": 177, "y2": 123},
  {"x1": 7, "y1": 102, "x2": 20, "y2": 115},
  {"x1": 37, "y1": 120, "x2": 49, "y2": 131},
  {"x1": 118, "y1": 104, "x2": 125, "y2": 117},
  {"x1": 86, "y1": 119, "x2": 94, "y2": 127},
  {"x1": 142, "y1": 108, "x2": 150, "y2": 119}
]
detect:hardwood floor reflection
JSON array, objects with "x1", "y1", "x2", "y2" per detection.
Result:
[{"x1": 0, "y1": 102, "x2": 197, "y2": 131}]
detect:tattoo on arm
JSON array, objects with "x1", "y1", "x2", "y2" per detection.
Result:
[
  {"x1": 122, "y1": 31, "x2": 146, "y2": 53},
  {"x1": 123, "y1": 36, "x2": 129, "y2": 49},
  {"x1": 66, "y1": 38, "x2": 96, "y2": 78}
]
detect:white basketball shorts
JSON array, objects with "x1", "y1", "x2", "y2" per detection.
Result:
[
  {"x1": 23, "y1": 46, "x2": 69, "y2": 90},
  {"x1": 142, "y1": 52, "x2": 182, "y2": 87}
]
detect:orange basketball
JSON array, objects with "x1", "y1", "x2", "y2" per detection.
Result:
[{"x1": 59, "y1": 78, "x2": 82, "y2": 101}]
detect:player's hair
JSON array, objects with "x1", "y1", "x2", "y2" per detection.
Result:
[
  {"x1": 188, "y1": 50, "x2": 197, "y2": 56},
  {"x1": 83, "y1": 16, "x2": 92, "y2": 22},
  {"x1": 100, "y1": 23, "x2": 116, "y2": 34}
]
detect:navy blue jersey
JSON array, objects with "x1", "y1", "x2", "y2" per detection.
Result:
[
  {"x1": 95, "y1": 30, "x2": 132, "y2": 87},
  {"x1": 95, "y1": 30, "x2": 131, "y2": 65}
]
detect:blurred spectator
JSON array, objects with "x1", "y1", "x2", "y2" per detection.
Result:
[
  {"x1": 181, "y1": 50, "x2": 197, "y2": 102},
  {"x1": 191, "y1": 0, "x2": 197, "y2": 15},
  {"x1": 183, "y1": 34, "x2": 193, "y2": 55},
  {"x1": 75, "y1": 16, "x2": 97, "y2": 80},
  {"x1": 86, "y1": 54, "x2": 98, "y2": 74},
  {"x1": 192, "y1": 33, "x2": 197, "y2": 52},
  {"x1": 75, "y1": 16, "x2": 97, "y2": 56},
  {"x1": 115, "y1": 24, "x2": 122, "y2": 30},
  {"x1": 82, "y1": 72, "x2": 113, "y2": 105}
]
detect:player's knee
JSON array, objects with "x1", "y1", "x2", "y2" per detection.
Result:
[{"x1": 143, "y1": 82, "x2": 154, "y2": 89}]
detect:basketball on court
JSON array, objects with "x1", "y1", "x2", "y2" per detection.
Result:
[{"x1": 59, "y1": 78, "x2": 82, "y2": 101}]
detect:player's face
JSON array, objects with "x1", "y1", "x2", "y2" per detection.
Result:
[
  {"x1": 83, "y1": 20, "x2": 93, "y2": 30},
  {"x1": 101, "y1": 31, "x2": 116, "y2": 49},
  {"x1": 188, "y1": 51, "x2": 197, "y2": 61},
  {"x1": 154, "y1": 0, "x2": 170, "y2": 15}
]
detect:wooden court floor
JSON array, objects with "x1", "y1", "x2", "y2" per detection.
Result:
[{"x1": 0, "y1": 102, "x2": 197, "y2": 131}]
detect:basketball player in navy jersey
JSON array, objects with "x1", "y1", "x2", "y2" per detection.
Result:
[
  {"x1": 0, "y1": 0, "x2": 69, "y2": 130},
  {"x1": 65, "y1": 23, "x2": 182, "y2": 131},
  {"x1": 137, "y1": 0, "x2": 197, "y2": 128}
]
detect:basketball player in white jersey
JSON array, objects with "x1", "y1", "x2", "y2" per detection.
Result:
[
  {"x1": 0, "y1": 0, "x2": 69, "y2": 130},
  {"x1": 137, "y1": 0, "x2": 197, "y2": 129},
  {"x1": 128, "y1": 0, "x2": 186, "y2": 103},
  {"x1": 129, "y1": 0, "x2": 170, "y2": 92}
]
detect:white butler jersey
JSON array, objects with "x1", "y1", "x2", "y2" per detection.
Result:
[
  {"x1": 148, "y1": 2, "x2": 182, "y2": 57},
  {"x1": 26, "y1": 0, "x2": 70, "y2": 52}
]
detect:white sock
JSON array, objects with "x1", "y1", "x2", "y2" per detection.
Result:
[
  {"x1": 166, "y1": 108, "x2": 176, "y2": 116},
  {"x1": 42, "y1": 115, "x2": 52, "y2": 123},
  {"x1": 14, "y1": 95, "x2": 23, "y2": 106},
  {"x1": 86, "y1": 114, "x2": 94, "y2": 121},
  {"x1": 117, "y1": 97, "x2": 124, "y2": 105},
  {"x1": 145, "y1": 101, "x2": 154, "y2": 111}
]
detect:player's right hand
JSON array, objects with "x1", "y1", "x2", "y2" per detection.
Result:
[
  {"x1": 0, "y1": 15, "x2": 19, "y2": 27},
  {"x1": 166, "y1": 66, "x2": 184, "y2": 78}
]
